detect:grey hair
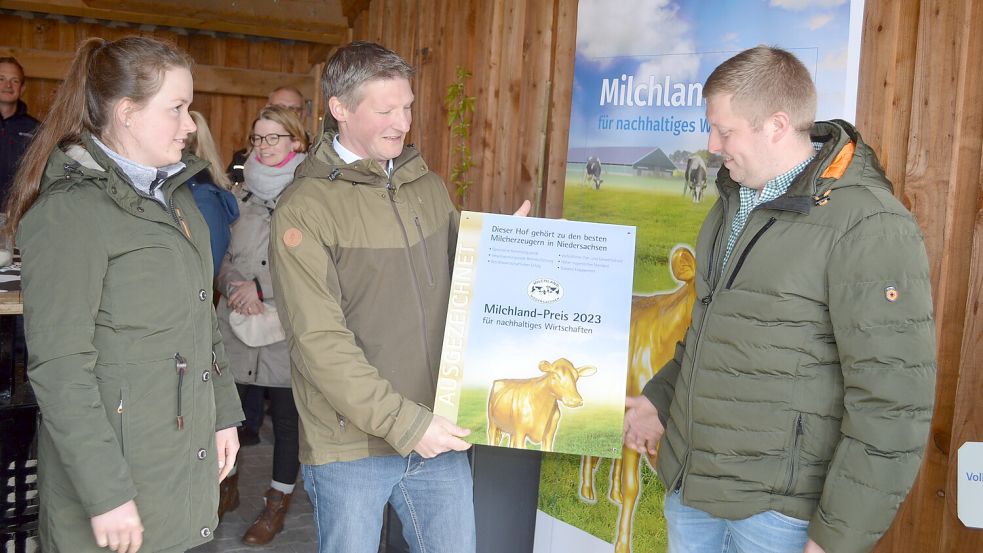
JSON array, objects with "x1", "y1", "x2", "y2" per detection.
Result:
[{"x1": 321, "y1": 41, "x2": 414, "y2": 129}]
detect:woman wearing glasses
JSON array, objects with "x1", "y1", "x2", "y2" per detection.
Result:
[{"x1": 216, "y1": 105, "x2": 308, "y2": 545}]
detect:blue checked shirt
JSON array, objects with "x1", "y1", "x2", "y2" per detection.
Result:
[{"x1": 721, "y1": 143, "x2": 822, "y2": 270}]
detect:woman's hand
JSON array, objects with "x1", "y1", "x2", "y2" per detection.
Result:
[
  {"x1": 90, "y1": 500, "x2": 143, "y2": 553},
  {"x1": 227, "y1": 280, "x2": 264, "y2": 315},
  {"x1": 215, "y1": 426, "x2": 240, "y2": 481}
]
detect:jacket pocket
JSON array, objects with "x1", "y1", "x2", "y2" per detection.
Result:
[
  {"x1": 782, "y1": 413, "x2": 804, "y2": 495},
  {"x1": 108, "y1": 384, "x2": 130, "y2": 457}
]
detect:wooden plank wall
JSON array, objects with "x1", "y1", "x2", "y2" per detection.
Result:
[
  {"x1": 857, "y1": 1, "x2": 982, "y2": 552},
  {"x1": 0, "y1": 12, "x2": 330, "y2": 169},
  {"x1": 350, "y1": 0, "x2": 577, "y2": 216}
]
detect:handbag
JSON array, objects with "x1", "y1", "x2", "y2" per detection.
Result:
[{"x1": 228, "y1": 300, "x2": 286, "y2": 347}]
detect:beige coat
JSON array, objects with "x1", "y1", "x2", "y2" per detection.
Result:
[{"x1": 217, "y1": 186, "x2": 291, "y2": 387}]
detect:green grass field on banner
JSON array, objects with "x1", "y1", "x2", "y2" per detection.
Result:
[
  {"x1": 538, "y1": 452, "x2": 668, "y2": 552},
  {"x1": 457, "y1": 387, "x2": 624, "y2": 457}
]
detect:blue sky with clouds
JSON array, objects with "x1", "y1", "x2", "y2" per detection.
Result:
[{"x1": 569, "y1": 0, "x2": 859, "y2": 154}]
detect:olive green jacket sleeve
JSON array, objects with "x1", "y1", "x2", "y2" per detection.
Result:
[
  {"x1": 809, "y1": 209, "x2": 936, "y2": 553},
  {"x1": 269, "y1": 199, "x2": 431, "y2": 457},
  {"x1": 18, "y1": 191, "x2": 137, "y2": 517},
  {"x1": 642, "y1": 339, "x2": 685, "y2": 428}
]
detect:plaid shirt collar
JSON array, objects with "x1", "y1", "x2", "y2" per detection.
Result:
[{"x1": 722, "y1": 142, "x2": 822, "y2": 269}]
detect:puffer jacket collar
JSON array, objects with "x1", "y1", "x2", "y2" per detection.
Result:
[
  {"x1": 714, "y1": 119, "x2": 892, "y2": 215},
  {"x1": 294, "y1": 130, "x2": 429, "y2": 193}
]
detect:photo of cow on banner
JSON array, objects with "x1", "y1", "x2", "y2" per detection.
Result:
[{"x1": 534, "y1": 1, "x2": 864, "y2": 552}]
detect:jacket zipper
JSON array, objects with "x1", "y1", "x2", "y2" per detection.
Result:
[
  {"x1": 783, "y1": 414, "x2": 804, "y2": 495},
  {"x1": 173, "y1": 207, "x2": 192, "y2": 240},
  {"x1": 386, "y1": 176, "x2": 435, "y2": 372},
  {"x1": 724, "y1": 217, "x2": 777, "y2": 289},
  {"x1": 109, "y1": 167, "x2": 192, "y2": 241},
  {"x1": 117, "y1": 392, "x2": 125, "y2": 455},
  {"x1": 175, "y1": 353, "x2": 188, "y2": 430},
  {"x1": 413, "y1": 216, "x2": 436, "y2": 286},
  {"x1": 673, "y1": 201, "x2": 729, "y2": 493}
]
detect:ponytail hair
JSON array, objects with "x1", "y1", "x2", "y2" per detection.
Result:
[{"x1": 3, "y1": 36, "x2": 193, "y2": 239}]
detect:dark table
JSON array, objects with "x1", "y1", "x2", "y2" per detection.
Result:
[{"x1": 0, "y1": 259, "x2": 39, "y2": 552}]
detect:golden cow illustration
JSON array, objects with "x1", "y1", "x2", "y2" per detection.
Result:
[
  {"x1": 579, "y1": 245, "x2": 696, "y2": 553},
  {"x1": 487, "y1": 358, "x2": 597, "y2": 451}
]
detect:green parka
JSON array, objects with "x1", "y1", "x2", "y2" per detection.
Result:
[
  {"x1": 269, "y1": 131, "x2": 458, "y2": 464},
  {"x1": 17, "y1": 133, "x2": 244, "y2": 553},
  {"x1": 643, "y1": 120, "x2": 936, "y2": 553}
]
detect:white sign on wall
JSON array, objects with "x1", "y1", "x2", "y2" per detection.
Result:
[{"x1": 958, "y1": 442, "x2": 983, "y2": 528}]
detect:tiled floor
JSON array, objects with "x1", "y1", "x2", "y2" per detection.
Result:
[{"x1": 190, "y1": 421, "x2": 318, "y2": 553}]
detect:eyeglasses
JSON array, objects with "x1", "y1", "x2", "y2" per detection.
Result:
[{"x1": 249, "y1": 134, "x2": 293, "y2": 146}]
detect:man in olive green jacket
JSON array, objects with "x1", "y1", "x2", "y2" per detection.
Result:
[
  {"x1": 624, "y1": 47, "x2": 936, "y2": 553},
  {"x1": 271, "y1": 42, "x2": 536, "y2": 553}
]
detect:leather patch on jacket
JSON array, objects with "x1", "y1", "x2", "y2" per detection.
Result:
[{"x1": 283, "y1": 228, "x2": 303, "y2": 248}]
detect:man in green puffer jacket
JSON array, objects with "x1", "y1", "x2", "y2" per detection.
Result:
[{"x1": 624, "y1": 46, "x2": 936, "y2": 553}]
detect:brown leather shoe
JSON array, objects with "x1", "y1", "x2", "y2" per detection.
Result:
[
  {"x1": 242, "y1": 488, "x2": 292, "y2": 545},
  {"x1": 217, "y1": 471, "x2": 240, "y2": 521}
]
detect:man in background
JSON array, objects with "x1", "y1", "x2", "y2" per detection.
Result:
[
  {"x1": 0, "y1": 57, "x2": 37, "y2": 369},
  {"x1": 0, "y1": 56, "x2": 38, "y2": 208}
]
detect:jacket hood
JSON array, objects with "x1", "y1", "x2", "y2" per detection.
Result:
[
  {"x1": 294, "y1": 130, "x2": 429, "y2": 191},
  {"x1": 715, "y1": 119, "x2": 892, "y2": 214},
  {"x1": 40, "y1": 131, "x2": 206, "y2": 196}
]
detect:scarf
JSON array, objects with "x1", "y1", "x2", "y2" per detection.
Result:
[{"x1": 243, "y1": 150, "x2": 306, "y2": 201}]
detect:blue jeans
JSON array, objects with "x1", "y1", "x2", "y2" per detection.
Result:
[
  {"x1": 303, "y1": 451, "x2": 475, "y2": 553},
  {"x1": 665, "y1": 490, "x2": 809, "y2": 553}
]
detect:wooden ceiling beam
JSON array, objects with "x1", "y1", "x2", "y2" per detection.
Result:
[
  {"x1": 0, "y1": 46, "x2": 318, "y2": 99},
  {"x1": 82, "y1": 0, "x2": 347, "y2": 37},
  {"x1": 2, "y1": 0, "x2": 347, "y2": 45}
]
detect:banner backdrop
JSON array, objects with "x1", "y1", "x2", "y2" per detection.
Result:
[{"x1": 534, "y1": 1, "x2": 864, "y2": 552}]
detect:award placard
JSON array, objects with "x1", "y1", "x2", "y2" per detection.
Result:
[{"x1": 434, "y1": 211, "x2": 635, "y2": 458}]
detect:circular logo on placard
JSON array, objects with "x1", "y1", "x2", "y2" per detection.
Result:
[{"x1": 528, "y1": 278, "x2": 563, "y2": 303}]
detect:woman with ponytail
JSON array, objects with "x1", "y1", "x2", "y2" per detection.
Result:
[{"x1": 5, "y1": 36, "x2": 243, "y2": 553}]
